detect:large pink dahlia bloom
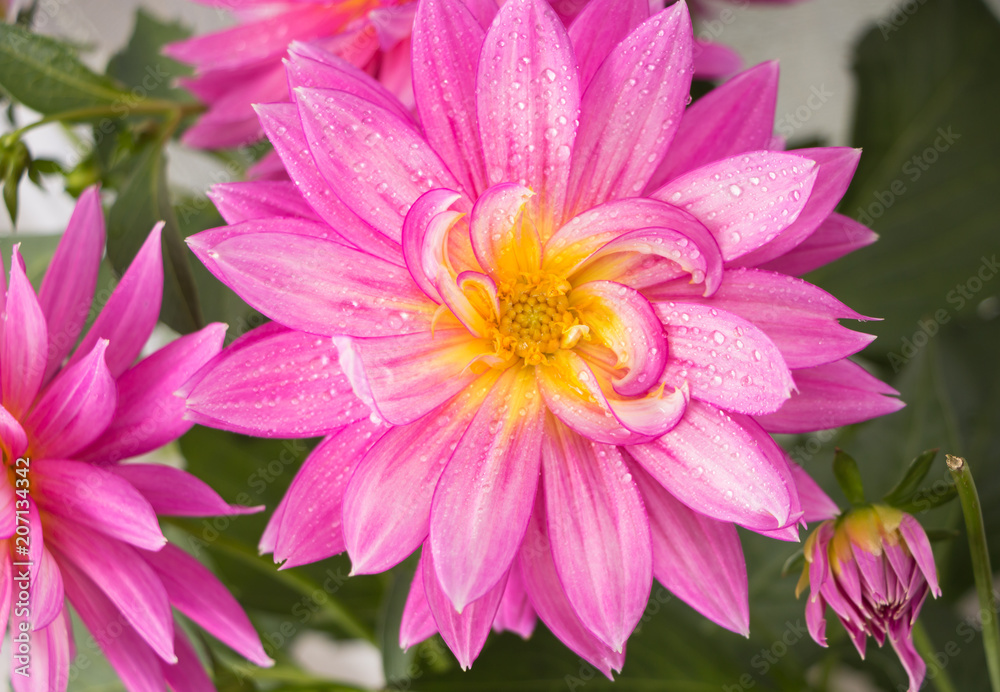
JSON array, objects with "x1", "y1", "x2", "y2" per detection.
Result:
[
  {"x1": 0, "y1": 188, "x2": 271, "y2": 691},
  {"x1": 185, "y1": 0, "x2": 902, "y2": 674}
]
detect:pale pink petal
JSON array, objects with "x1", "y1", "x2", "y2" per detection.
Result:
[
  {"x1": 567, "y1": 5, "x2": 692, "y2": 214},
  {"x1": 691, "y1": 39, "x2": 742, "y2": 79},
  {"x1": 761, "y1": 212, "x2": 878, "y2": 276},
  {"x1": 0, "y1": 552, "x2": 11, "y2": 646},
  {"x1": 629, "y1": 400, "x2": 794, "y2": 530},
  {"x1": 567, "y1": 0, "x2": 649, "y2": 90},
  {"x1": 430, "y1": 366, "x2": 544, "y2": 610},
  {"x1": 0, "y1": 473, "x2": 15, "y2": 539},
  {"x1": 402, "y1": 188, "x2": 465, "y2": 302},
  {"x1": 422, "y1": 547, "x2": 508, "y2": 670},
  {"x1": 352, "y1": 329, "x2": 490, "y2": 425},
  {"x1": 162, "y1": 632, "x2": 214, "y2": 692},
  {"x1": 492, "y1": 562, "x2": 536, "y2": 638},
  {"x1": 38, "y1": 186, "x2": 105, "y2": 383},
  {"x1": 756, "y1": 360, "x2": 904, "y2": 434},
  {"x1": 656, "y1": 302, "x2": 795, "y2": 415},
  {"x1": 31, "y1": 540, "x2": 65, "y2": 631},
  {"x1": 111, "y1": 464, "x2": 261, "y2": 517},
  {"x1": 274, "y1": 418, "x2": 388, "y2": 568},
  {"x1": 22, "y1": 340, "x2": 116, "y2": 459},
  {"x1": 80, "y1": 323, "x2": 226, "y2": 463},
  {"x1": 899, "y1": 514, "x2": 940, "y2": 597},
  {"x1": 69, "y1": 223, "x2": 164, "y2": 378},
  {"x1": 477, "y1": 0, "x2": 580, "y2": 235},
  {"x1": 400, "y1": 560, "x2": 438, "y2": 650},
  {"x1": 2, "y1": 248, "x2": 48, "y2": 417},
  {"x1": 650, "y1": 152, "x2": 818, "y2": 261},
  {"x1": 34, "y1": 459, "x2": 166, "y2": 551},
  {"x1": 648, "y1": 61, "x2": 778, "y2": 189},
  {"x1": 209, "y1": 180, "x2": 321, "y2": 224},
  {"x1": 630, "y1": 460, "x2": 749, "y2": 635},
  {"x1": 542, "y1": 422, "x2": 652, "y2": 652},
  {"x1": 649, "y1": 267, "x2": 875, "y2": 369},
  {"x1": 187, "y1": 229, "x2": 436, "y2": 338},
  {"x1": 343, "y1": 371, "x2": 500, "y2": 573},
  {"x1": 11, "y1": 605, "x2": 71, "y2": 692},
  {"x1": 183, "y1": 322, "x2": 368, "y2": 437},
  {"x1": 143, "y1": 543, "x2": 273, "y2": 667},
  {"x1": 469, "y1": 183, "x2": 540, "y2": 279},
  {"x1": 294, "y1": 88, "x2": 465, "y2": 238},
  {"x1": 412, "y1": 0, "x2": 489, "y2": 195}
]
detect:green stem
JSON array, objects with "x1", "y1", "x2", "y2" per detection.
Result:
[
  {"x1": 947, "y1": 454, "x2": 1000, "y2": 692},
  {"x1": 912, "y1": 619, "x2": 958, "y2": 692},
  {"x1": 2, "y1": 100, "x2": 203, "y2": 141}
]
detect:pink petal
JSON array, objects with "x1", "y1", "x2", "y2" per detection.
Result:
[
  {"x1": 0, "y1": 473, "x2": 15, "y2": 539},
  {"x1": 519, "y1": 498, "x2": 624, "y2": 677},
  {"x1": 179, "y1": 65, "x2": 285, "y2": 149},
  {"x1": 69, "y1": 223, "x2": 164, "y2": 378},
  {"x1": 38, "y1": 186, "x2": 105, "y2": 383},
  {"x1": 247, "y1": 149, "x2": 288, "y2": 182},
  {"x1": 649, "y1": 267, "x2": 875, "y2": 369},
  {"x1": 412, "y1": 0, "x2": 489, "y2": 195},
  {"x1": 22, "y1": 339, "x2": 116, "y2": 459},
  {"x1": 402, "y1": 188, "x2": 465, "y2": 303},
  {"x1": 400, "y1": 560, "x2": 439, "y2": 650},
  {"x1": 162, "y1": 632, "x2": 215, "y2": 692},
  {"x1": 567, "y1": 0, "x2": 649, "y2": 90},
  {"x1": 2, "y1": 248, "x2": 48, "y2": 417},
  {"x1": 656, "y1": 302, "x2": 795, "y2": 415},
  {"x1": 477, "y1": 0, "x2": 580, "y2": 235},
  {"x1": 788, "y1": 462, "x2": 839, "y2": 523},
  {"x1": 566, "y1": 5, "x2": 692, "y2": 214},
  {"x1": 187, "y1": 229, "x2": 436, "y2": 338},
  {"x1": 492, "y1": 562, "x2": 537, "y2": 639},
  {"x1": 805, "y1": 593, "x2": 828, "y2": 646},
  {"x1": 11, "y1": 606, "x2": 71, "y2": 692},
  {"x1": 34, "y1": 459, "x2": 166, "y2": 550},
  {"x1": 542, "y1": 421, "x2": 652, "y2": 652},
  {"x1": 294, "y1": 87, "x2": 465, "y2": 239},
  {"x1": 48, "y1": 521, "x2": 175, "y2": 663},
  {"x1": 343, "y1": 371, "x2": 500, "y2": 574},
  {"x1": 80, "y1": 323, "x2": 226, "y2": 463},
  {"x1": 899, "y1": 514, "x2": 941, "y2": 597},
  {"x1": 761, "y1": 212, "x2": 878, "y2": 276},
  {"x1": 352, "y1": 329, "x2": 489, "y2": 425},
  {"x1": 629, "y1": 400, "x2": 794, "y2": 531},
  {"x1": 429, "y1": 366, "x2": 545, "y2": 611},
  {"x1": 183, "y1": 322, "x2": 368, "y2": 437},
  {"x1": 110, "y1": 464, "x2": 261, "y2": 517},
  {"x1": 0, "y1": 404, "x2": 27, "y2": 462},
  {"x1": 255, "y1": 102, "x2": 402, "y2": 262},
  {"x1": 648, "y1": 61, "x2": 778, "y2": 189},
  {"x1": 756, "y1": 359, "x2": 904, "y2": 434},
  {"x1": 650, "y1": 152, "x2": 818, "y2": 261},
  {"x1": 691, "y1": 39, "x2": 742, "y2": 80},
  {"x1": 469, "y1": 183, "x2": 540, "y2": 278},
  {"x1": 209, "y1": 180, "x2": 321, "y2": 224},
  {"x1": 32, "y1": 538, "x2": 65, "y2": 631},
  {"x1": 274, "y1": 418, "x2": 388, "y2": 568},
  {"x1": 889, "y1": 628, "x2": 926, "y2": 692},
  {"x1": 422, "y1": 546, "x2": 508, "y2": 670},
  {"x1": 143, "y1": 543, "x2": 273, "y2": 667},
  {"x1": 460, "y1": 0, "x2": 498, "y2": 28},
  {"x1": 630, "y1": 460, "x2": 749, "y2": 635}
]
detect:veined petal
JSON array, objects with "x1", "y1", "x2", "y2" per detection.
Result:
[
  {"x1": 570, "y1": 281, "x2": 666, "y2": 396},
  {"x1": 656, "y1": 302, "x2": 795, "y2": 415},
  {"x1": 209, "y1": 180, "x2": 322, "y2": 225},
  {"x1": 143, "y1": 543, "x2": 273, "y2": 667},
  {"x1": 542, "y1": 421, "x2": 652, "y2": 652},
  {"x1": 31, "y1": 527, "x2": 64, "y2": 631},
  {"x1": 353, "y1": 328, "x2": 491, "y2": 425},
  {"x1": 650, "y1": 152, "x2": 818, "y2": 262},
  {"x1": 23, "y1": 340, "x2": 116, "y2": 459},
  {"x1": 422, "y1": 547, "x2": 508, "y2": 670},
  {"x1": 402, "y1": 188, "x2": 465, "y2": 303},
  {"x1": 492, "y1": 562, "x2": 536, "y2": 639},
  {"x1": 630, "y1": 460, "x2": 749, "y2": 636},
  {"x1": 647, "y1": 61, "x2": 778, "y2": 189},
  {"x1": 274, "y1": 418, "x2": 388, "y2": 568},
  {"x1": 460, "y1": 0, "x2": 498, "y2": 28},
  {"x1": 163, "y1": 632, "x2": 214, "y2": 692},
  {"x1": 649, "y1": 268, "x2": 875, "y2": 369},
  {"x1": 2, "y1": 248, "x2": 48, "y2": 417},
  {"x1": 81, "y1": 323, "x2": 226, "y2": 463},
  {"x1": 761, "y1": 212, "x2": 878, "y2": 276},
  {"x1": 0, "y1": 404, "x2": 27, "y2": 462},
  {"x1": 187, "y1": 230, "x2": 437, "y2": 338},
  {"x1": 899, "y1": 514, "x2": 940, "y2": 597},
  {"x1": 413, "y1": 0, "x2": 489, "y2": 195},
  {"x1": 38, "y1": 186, "x2": 105, "y2": 383},
  {"x1": 11, "y1": 606, "x2": 71, "y2": 692},
  {"x1": 343, "y1": 370, "x2": 500, "y2": 574},
  {"x1": 470, "y1": 183, "x2": 540, "y2": 278},
  {"x1": 111, "y1": 464, "x2": 261, "y2": 517},
  {"x1": 629, "y1": 400, "x2": 794, "y2": 531},
  {"x1": 477, "y1": 0, "x2": 581, "y2": 237},
  {"x1": 567, "y1": 0, "x2": 649, "y2": 90},
  {"x1": 756, "y1": 360, "x2": 904, "y2": 434},
  {"x1": 184, "y1": 322, "x2": 368, "y2": 438},
  {"x1": 69, "y1": 223, "x2": 163, "y2": 378},
  {"x1": 430, "y1": 366, "x2": 544, "y2": 611},
  {"x1": 567, "y1": 5, "x2": 692, "y2": 214}
]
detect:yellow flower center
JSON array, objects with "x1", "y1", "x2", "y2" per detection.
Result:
[{"x1": 490, "y1": 273, "x2": 585, "y2": 366}]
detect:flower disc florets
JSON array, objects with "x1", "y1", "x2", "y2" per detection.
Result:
[{"x1": 494, "y1": 273, "x2": 582, "y2": 364}]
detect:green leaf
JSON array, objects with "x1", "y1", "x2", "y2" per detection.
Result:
[
  {"x1": 809, "y1": 0, "x2": 1000, "y2": 356},
  {"x1": 894, "y1": 482, "x2": 958, "y2": 514},
  {"x1": 0, "y1": 23, "x2": 128, "y2": 116},
  {"x1": 106, "y1": 9, "x2": 193, "y2": 103},
  {"x1": 883, "y1": 448, "x2": 940, "y2": 506},
  {"x1": 832, "y1": 449, "x2": 866, "y2": 506}
]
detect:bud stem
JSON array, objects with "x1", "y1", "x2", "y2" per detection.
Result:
[
  {"x1": 947, "y1": 454, "x2": 1000, "y2": 692},
  {"x1": 912, "y1": 620, "x2": 957, "y2": 692}
]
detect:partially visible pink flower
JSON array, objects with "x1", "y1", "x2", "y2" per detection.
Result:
[
  {"x1": 0, "y1": 187, "x2": 271, "y2": 690},
  {"x1": 185, "y1": 0, "x2": 900, "y2": 674},
  {"x1": 798, "y1": 505, "x2": 941, "y2": 692}
]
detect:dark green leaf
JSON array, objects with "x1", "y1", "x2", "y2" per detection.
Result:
[
  {"x1": 833, "y1": 449, "x2": 866, "y2": 506},
  {"x1": 106, "y1": 9, "x2": 193, "y2": 103},
  {"x1": 883, "y1": 448, "x2": 940, "y2": 506},
  {"x1": 895, "y1": 482, "x2": 958, "y2": 514}
]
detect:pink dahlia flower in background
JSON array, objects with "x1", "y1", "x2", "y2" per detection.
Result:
[
  {"x1": 797, "y1": 505, "x2": 940, "y2": 692},
  {"x1": 184, "y1": 0, "x2": 902, "y2": 674},
  {"x1": 0, "y1": 187, "x2": 271, "y2": 691}
]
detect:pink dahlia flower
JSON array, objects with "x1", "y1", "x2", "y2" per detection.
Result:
[
  {"x1": 0, "y1": 188, "x2": 271, "y2": 690},
  {"x1": 185, "y1": 0, "x2": 901, "y2": 674},
  {"x1": 798, "y1": 505, "x2": 940, "y2": 692}
]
